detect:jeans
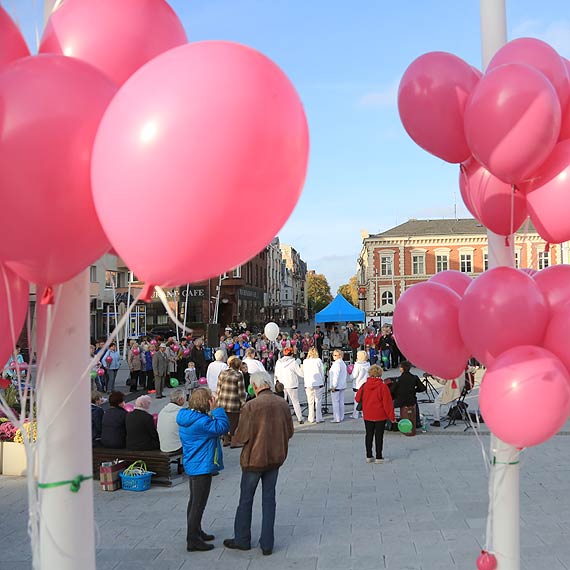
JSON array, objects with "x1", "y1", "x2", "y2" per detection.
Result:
[
  {"x1": 364, "y1": 420, "x2": 386, "y2": 459},
  {"x1": 186, "y1": 474, "x2": 212, "y2": 545},
  {"x1": 234, "y1": 468, "x2": 279, "y2": 550},
  {"x1": 381, "y1": 349, "x2": 391, "y2": 369},
  {"x1": 106, "y1": 369, "x2": 118, "y2": 392}
]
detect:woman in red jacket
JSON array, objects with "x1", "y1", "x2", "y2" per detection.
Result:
[{"x1": 355, "y1": 364, "x2": 395, "y2": 464}]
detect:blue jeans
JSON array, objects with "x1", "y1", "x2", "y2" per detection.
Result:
[
  {"x1": 106, "y1": 369, "x2": 118, "y2": 392},
  {"x1": 234, "y1": 468, "x2": 279, "y2": 550}
]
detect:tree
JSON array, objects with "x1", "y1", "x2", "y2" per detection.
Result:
[
  {"x1": 307, "y1": 272, "x2": 333, "y2": 316},
  {"x1": 338, "y1": 275, "x2": 359, "y2": 307}
]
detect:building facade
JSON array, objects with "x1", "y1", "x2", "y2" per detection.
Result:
[
  {"x1": 267, "y1": 237, "x2": 283, "y2": 321},
  {"x1": 358, "y1": 218, "x2": 565, "y2": 318},
  {"x1": 279, "y1": 243, "x2": 308, "y2": 324}
]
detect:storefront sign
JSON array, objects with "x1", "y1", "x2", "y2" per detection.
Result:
[{"x1": 238, "y1": 287, "x2": 263, "y2": 301}]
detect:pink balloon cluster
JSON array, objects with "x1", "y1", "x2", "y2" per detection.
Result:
[
  {"x1": 393, "y1": 266, "x2": 570, "y2": 448},
  {"x1": 0, "y1": 0, "x2": 309, "y2": 299},
  {"x1": 399, "y1": 38, "x2": 570, "y2": 240}
]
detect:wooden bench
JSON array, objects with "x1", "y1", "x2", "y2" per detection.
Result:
[{"x1": 92, "y1": 448, "x2": 184, "y2": 487}]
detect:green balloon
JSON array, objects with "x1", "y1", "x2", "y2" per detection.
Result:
[
  {"x1": 170, "y1": 378, "x2": 179, "y2": 387},
  {"x1": 398, "y1": 419, "x2": 413, "y2": 434},
  {"x1": 90, "y1": 371, "x2": 97, "y2": 380},
  {"x1": 247, "y1": 384, "x2": 255, "y2": 397}
]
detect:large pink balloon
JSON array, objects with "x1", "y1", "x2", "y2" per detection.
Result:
[
  {"x1": 543, "y1": 300, "x2": 570, "y2": 373},
  {"x1": 92, "y1": 41, "x2": 309, "y2": 288},
  {"x1": 0, "y1": 6, "x2": 29, "y2": 69},
  {"x1": 534, "y1": 265, "x2": 570, "y2": 313},
  {"x1": 398, "y1": 52, "x2": 479, "y2": 163},
  {"x1": 459, "y1": 267, "x2": 548, "y2": 365},
  {"x1": 464, "y1": 63, "x2": 561, "y2": 184},
  {"x1": 522, "y1": 141, "x2": 570, "y2": 243},
  {"x1": 0, "y1": 55, "x2": 117, "y2": 285},
  {"x1": 459, "y1": 157, "x2": 528, "y2": 235},
  {"x1": 561, "y1": 59, "x2": 570, "y2": 141},
  {"x1": 0, "y1": 265, "x2": 28, "y2": 366},
  {"x1": 488, "y1": 37, "x2": 570, "y2": 111},
  {"x1": 393, "y1": 282, "x2": 470, "y2": 379},
  {"x1": 480, "y1": 345, "x2": 570, "y2": 448},
  {"x1": 40, "y1": 0, "x2": 187, "y2": 85},
  {"x1": 429, "y1": 270, "x2": 472, "y2": 297}
]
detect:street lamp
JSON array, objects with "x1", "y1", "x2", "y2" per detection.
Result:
[{"x1": 212, "y1": 274, "x2": 229, "y2": 324}]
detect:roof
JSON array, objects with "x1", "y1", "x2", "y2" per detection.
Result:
[
  {"x1": 315, "y1": 294, "x2": 365, "y2": 323},
  {"x1": 370, "y1": 218, "x2": 537, "y2": 239}
]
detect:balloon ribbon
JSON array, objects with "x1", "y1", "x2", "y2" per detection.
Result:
[{"x1": 38, "y1": 474, "x2": 93, "y2": 493}]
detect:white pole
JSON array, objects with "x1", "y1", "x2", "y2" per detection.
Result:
[
  {"x1": 123, "y1": 279, "x2": 131, "y2": 359},
  {"x1": 480, "y1": 2, "x2": 520, "y2": 569},
  {"x1": 36, "y1": 271, "x2": 95, "y2": 570}
]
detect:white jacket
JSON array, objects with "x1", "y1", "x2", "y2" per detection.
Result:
[
  {"x1": 351, "y1": 361, "x2": 370, "y2": 390},
  {"x1": 274, "y1": 356, "x2": 303, "y2": 389},
  {"x1": 329, "y1": 359, "x2": 347, "y2": 390},
  {"x1": 157, "y1": 403, "x2": 183, "y2": 453},
  {"x1": 302, "y1": 357, "x2": 325, "y2": 388},
  {"x1": 206, "y1": 361, "x2": 228, "y2": 393},
  {"x1": 243, "y1": 357, "x2": 266, "y2": 374}
]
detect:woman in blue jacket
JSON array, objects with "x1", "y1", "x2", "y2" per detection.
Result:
[{"x1": 177, "y1": 388, "x2": 229, "y2": 552}]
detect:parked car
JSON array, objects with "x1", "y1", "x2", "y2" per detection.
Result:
[{"x1": 148, "y1": 326, "x2": 178, "y2": 340}]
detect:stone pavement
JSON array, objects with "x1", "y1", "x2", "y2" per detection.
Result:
[{"x1": 3, "y1": 407, "x2": 570, "y2": 570}]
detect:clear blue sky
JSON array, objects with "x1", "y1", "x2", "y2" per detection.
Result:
[{"x1": 7, "y1": 1, "x2": 570, "y2": 291}]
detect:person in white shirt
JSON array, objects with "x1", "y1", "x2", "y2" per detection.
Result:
[
  {"x1": 351, "y1": 351, "x2": 371, "y2": 419},
  {"x1": 302, "y1": 347, "x2": 325, "y2": 423},
  {"x1": 274, "y1": 347, "x2": 304, "y2": 423},
  {"x1": 157, "y1": 388, "x2": 185, "y2": 453},
  {"x1": 329, "y1": 349, "x2": 348, "y2": 423},
  {"x1": 206, "y1": 350, "x2": 229, "y2": 393},
  {"x1": 243, "y1": 347, "x2": 266, "y2": 374}
]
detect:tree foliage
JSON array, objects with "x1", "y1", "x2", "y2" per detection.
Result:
[
  {"x1": 307, "y1": 272, "x2": 333, "y2": 315},
  {"x1": 338, "y1": 275, "x2": 358, "y2": 307}
]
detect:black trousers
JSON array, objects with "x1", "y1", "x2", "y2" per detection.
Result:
[
  {"x1": 142, "y1": 370, "x2": 154, "y2": 390},
  {"x1": 364, "y1": 420, "x2": 386, "y2": 459},
  {"x1": 186, "y1": 474, "x2": 212, "y2": 545},
  {"x1": 129, "y1": 370, "x2": 140, "y2": 392}
]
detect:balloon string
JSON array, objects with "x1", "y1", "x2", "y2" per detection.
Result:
[{"x1": 154, "y1": 286, "x2": 194, "y2": 335}]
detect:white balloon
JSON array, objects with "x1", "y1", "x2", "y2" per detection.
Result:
[{"x1": 264, "y1": 322, "x2": 280, "y2": 341}]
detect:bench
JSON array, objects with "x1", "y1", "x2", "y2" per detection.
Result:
[{"x1": 92, "y1": 448, "x2": 184, "y2": 487}]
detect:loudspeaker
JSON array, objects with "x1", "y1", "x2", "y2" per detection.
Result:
[{"x1": 206, "y1": 323, "x2": 220, "y2": 348}]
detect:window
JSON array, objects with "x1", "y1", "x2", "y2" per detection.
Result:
[
  {"x1": 483, "y1": 253, "x2": 488, "y2": 272},
  {"x1": 412, "y1": 254, "x2": 425, "y2": 275},
  {"x1": 436, "y1": 255, "x2": 449, "y2": 273},
  {"x1": 128, "y1": 271, "x2": 139, "y2": 283},
  {"x1": 381, "y1": 291, "x2": 394, "y2": 306},
  {"x1": 233, "y1": 266, "x2": 242, "y2": 279},
  {"x1": 514, "y1": 251, "x2": 520, "y2": 269},
  {"x1": 105, "y1": 270, "x2": 118, "y2": 289},
  {"x1": 89, "y1": 266, "x2": 97, "y2": 283},
  {"x1": 460, "y1": 254, "x2": 473, "y2": 273},
  {"x1": 380, "y1": 255, "x2": 393, "y2": 276},
  {"x1": 538, "y1": 251, "x2": 550, "y2": 270}
]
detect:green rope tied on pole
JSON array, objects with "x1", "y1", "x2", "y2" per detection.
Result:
[
  {"x1": 491, "y1": 456, "x2": 520, "y2": 466},
  {"x1": 38, "y1": 474, "x2": 93, "y2": 493}
]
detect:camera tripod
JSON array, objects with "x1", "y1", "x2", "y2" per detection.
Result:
[{"x1": 418, "y1": 372, "x2": 440, "y2": 403}]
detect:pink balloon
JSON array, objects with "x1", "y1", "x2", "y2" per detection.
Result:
[
  {"x1": 477, "y1": 551, "x2": 497, "y2": 570},
  {"x1": 40, "y1": 0, "x2": 187, "y2": 86},
  {"x1": 543, "y1": 300, "x2": 570, "y2": 374},
  {"x1": 132, "y1": 348, "x2": 140, "y2": 355},
  {"x1": 459, "y1": 157, "x2": 528, "y2": 235},
  {"x1": 429, "y1": 270, "x2": 472, "y2": 296},
  {"x1": 150, "y1": 340, "x2": 157, "y2": 345},
  {"x1": 171, "y1": 344, "x2": 179, "y2": 352},
  {"x1": 479, "y1": 345, "x2": 570, "y2": 448},
  {"x1": 464, "y1": 63, "x2": 561, "y2": 184},
  {"x1": 534, "y1": 265, "x2": 570, "y2": 312},
  {"x1": 152, "y1": 413, "x2": 158, "y2": 428},
  {"x1": 519, "y1": 268, "x2": 537, "y2": 277},
  {"x1": 347, "y1": 364, "x2": 354, "y2": 375},
  {"x1": 522, "y1": 140, "x2": 570, "y2": 243},
  {"x1": 0, "y1": 6, "x2": 29, "y2": 69},
  {"x1": 92, "y1": 41, "x2": 309, "y2": 288},
  {"x1": 124, "y1": 404, "x2": 135, "y2": 413},
  {"x1": 97, "y1": 368, "x2": 105, "y2": 377},
  {"x1": 398, "y1": 52, "x2": 479, "y2": 163},
  {"x1": 106, "y1": 356, "x2": 113, "y2": 364},
  {"x1": 0, "y1": 265, "x2": 28, "y2": 367},
  {"x1": 198, "y1": 377, "x2": 208, "y2": 386},
  {"x1": 393, "y1": 282, "x2": 470, "y2": 379},
  {"x1": 488, "y1": 37, "x2": 570, "y2": 111},
  {"x1": 459, "y1": 267, "x2": 548, "y2": 365},
  {"x1": 560, "y1": 59, "x2": 570, "y2": 141},
  {"x1": 183, "y1": 348, "x2": 190, "y2": 357},
  {"x1": 0, "y1": 55, "x2": 116, "y2": 286}
]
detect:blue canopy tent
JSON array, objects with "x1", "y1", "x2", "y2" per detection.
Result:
[{"x1": 315, "y1": 294, "x2": 365, "y2": 323}]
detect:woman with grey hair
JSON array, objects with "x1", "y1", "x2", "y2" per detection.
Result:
[
  {"x1": 126, "y1": 395, "x2": 160, "y2": 450},
  {"x1": 157, "y1": 388, "x2": 186, "y2": 453}
]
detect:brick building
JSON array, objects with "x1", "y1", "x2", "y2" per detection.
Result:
[{"x1": 357, "y1": 218, "x2": 567, "y2": 318}]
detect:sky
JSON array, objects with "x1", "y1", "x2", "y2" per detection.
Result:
[{"x1": 6, "y1": 0, "x2": 570, "y2": 291}]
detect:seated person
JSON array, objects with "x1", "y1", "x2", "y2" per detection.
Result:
[
  {"x1": 91, "y1": 391, "x2": 104, "y2": 447},
  {"x1": 126, "y1": 395, "x2": 160, "y2": 451},
  {"x1": 157, "y1": 388, "x2": 185, "y2": 453},
  {"x1": 430, "y1": 368, "x2": 469, "y2": 427},
  {"x1": 100, "y1": 391, "x2": 127, "y2": 448},
  {"x1": 391, "y1": 361, "x2": 426, "y2": 434}
]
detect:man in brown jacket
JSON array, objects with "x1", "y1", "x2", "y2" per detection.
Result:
[{"x1": 223, "y1": 370, "x2": 294, "y2": 556}]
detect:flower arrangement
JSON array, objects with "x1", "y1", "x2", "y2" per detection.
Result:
[
  {"x1": 14, "y1": 421, "x2": 37, "y2": 443},
  {"x1": 0, "y1": 420, "x2": 17, "y2": 442}
]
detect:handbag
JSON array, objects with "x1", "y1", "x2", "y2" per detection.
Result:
[{"x1": 356, "y1": 387, "x2": 364, "y2": 411}]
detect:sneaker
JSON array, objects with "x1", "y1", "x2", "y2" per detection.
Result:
[
  {"x1": 430, "y1": 421, "x2": 441, "y2": 427},
  {"x1": 366, "y1": 457, "x2": 374, "y2": 463},
  {"x1": 374, "y1": 458, "x2": 384, "y2": 464}
]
